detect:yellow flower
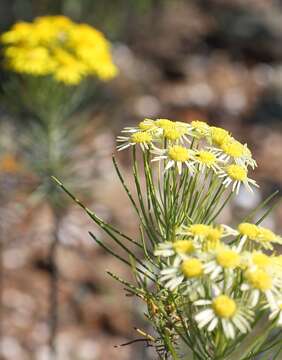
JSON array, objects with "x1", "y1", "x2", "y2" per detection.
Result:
[
  {"x1": 168, "y1": 145, "x2": 190, "y2": 162},
  {"x1": 246, "y1": 269, "x2": 272, "y2": 291},
  {"x1": 205, "y1": 228, "x2": 222, "y2": 250},
  {"x1": 155, "y1": 119, "x2": 174, "y2": 129},
  {"x1": 172, "y1": 240, "x2": 195, "y2": 254},
  {"x1": 1, "y1": 22, "x2": 33, "y2": 44},
  {"x1": 189, "y1": 224, "x2": 210, "y2": 237},
  {"x1": 226, "y1": 164, "x2": 247, "y2": 181},
  {"x1": 138, "y1": 119, "x2": 155, "y2": 131},
  {"x1": 181, "y1": 259, "x2": 203, "y2": 278},
  {"x1": 131, "y1": 132, "x2": 152, "y2": 144},
  {"x1": 221, "y1": 139, "x2": 246, "y2": 158},
  {"x1": 5, "y1": 46, "x2": 56, "y2": 75},
  {"x1": 196, "y1": 151, "x2": 217, "y2": 166},
  {"x1": 210, "y1": 126, "x2": 231, "y2": 146},
  {"x1": 191, "y1": 120, "x2": 210, "y2": 137},
  {"x1": 238, "y1": 223, "x2": 259, "y2": 239},
  {"x1": 216, "y1": 249, "x2": 240, "y2": 269},
  {"x1": 1, "y1": 16, "x2": 117, "y2": 85},
  {"x1": 251, "y1": 252, "x2": 272, "y2": 269},
  {"x1": 53, "y1": 48, "x2": 87, "y2": 85},
  {"x1": 258, "y1": 228, "x2": 276, "y2": 242},
  {"x1": 212, "y1": 295, "x2": 237, "y2": 319}
]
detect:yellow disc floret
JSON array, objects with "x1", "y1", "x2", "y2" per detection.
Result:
[
  {"x1": 191, "y1": 120, "x2": 210, "y2": 137},
  {"x1": 221, "y1": 139, "x2": 245, "y2": 158},
  {"x1": 197, "y1": 151, "x2": 217, "y2": 166},
  {"x1": 168, "y1": 145, "x2": 190, "y2": 162},
  {"x1": 189, "y1": 224, "x2": 211, "y2": 237},
  {"x1": 226, "y1": 164, "x2": 247, "y2": 181},
  {"x1": 173, "y1": 240, "x2": 195, "y2": 254},
  {"x1": 204, "y1": 228, "x2": 222, "y2": 250},
  {"x1": 131, "y1": 131, "x2": 152, "y2": 144},
  {"x1": 252, "y1": 252, "x2": 272, "y2": 268},
  {"x1": 155, "y1": 119, "x2": 174, "y2": 129},
  {"x1": 216, "y1": 249, "x2": 240, "y2": 268},
  {"x1": 210, "y1": 126, "x2": 231, "y2": 146},
  {"x1": 212, "y1": 295, "x2": 237, "y2": 319},
  {"x1": 257, "y1": 227, "x2": 276, "y2": 242},
  {"x1": 164, "y1": 126, "x2": 185, "y2": 141},
  {"x1": 138, "y1": 119, "x2": 155, "y2": 131},
  {"x1": 181, "y1": 259, "x2": 203, "y2": 278},
  {"x1": 238, "y1": 223, "x2": 259, "y2": 239},
  {"x1": 246, "y1": 269, "x2": 272, "y2": 291}
]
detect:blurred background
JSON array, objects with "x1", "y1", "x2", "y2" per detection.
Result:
[{"x1": 0, "y1": 0, "x2": 282, "y2": 359}]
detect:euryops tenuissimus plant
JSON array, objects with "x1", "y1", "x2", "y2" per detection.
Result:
[{"x1": 55, "y1": 119, "x2": 282, "y2": 360}]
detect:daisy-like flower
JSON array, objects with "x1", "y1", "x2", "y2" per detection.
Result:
[
  {"x1": 159, "y1": 257, "x2": 204, "y2": 296},
  {"x1": 190, "y1": 120, "x2": 210, "y2": 139},
  {"x1": 162, "y1": 122, "x2": 190, "y2": 143},
  {"x1": 142, "y1": 119, "x2": 191, "y2": 143},
  {"x1": 255, "y1": 227, "x2": 282, "y2": 250},
  {"x1": 204, "y1": 246, "x2": 241, "y2": 280},
  {"x1": 209, "y1": 126, "x2": 231, "y2": 146},
  {"x1": 117, "y1": 131, "x2": 153, "y2": 151},
  {"x1": 269, "y1": 299, "x2": 282, "y2": 326},
  {"x1": 155, "y1": 118, "x2": 174, "y2": 129},
  {"x1": 121, "y1": 118, "x2": 157, "y2": 134},
  {"x1": 242, "y1": 251, "x2": 273, "y2": 271},
  {"x1": 236, "y1": 223, "x2": 282, "y2": 250},
  {"x1": 219, "y1": 164, "x2": 258, "y2": 194},
  {"x1": 151, "y1": 145, "x2": 196, "y2": 175},
  {"x1": 194, "y1": 294, "x2": 254, "y2": 339},
  {"x1": 154, "y1": 239, "x2": 195, "y2": 258},
  {"x1": 194, "y1": 149, "x2": 223, "y2": 173},
  {"x1": 241, "y1": 268, "x2": 282, "y2": 308},
  {"x1": 217, "y1": 138, "x2": 257, "y2": 169},
  {"x1": 178, "y1": 223, "x2": 234, "y2": 250}
]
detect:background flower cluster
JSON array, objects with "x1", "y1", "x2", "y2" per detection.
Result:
[{"x1": 1, "y1": 15, "x2": 118, "y2": 85}]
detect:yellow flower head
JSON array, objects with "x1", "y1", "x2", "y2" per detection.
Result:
[
  {"x1": 246, "y1": 269, "x2": 272, "y2": 291},
  {"x1": 257, "y1": 227, "x2": 276, "y2": 242},
  {"x1": 164, "y1": 127, "x2": 184, "y2": 141},
  {"x1": 226, "y1": 164, "x2": 247, "y2": 181},
  {"x1": 251, "y1": 252, "x2": 272, "y2": 269},
  {"x1": 173, "y1": 240, "x2": 195, "y2": 254},
  {"x1": 212, "y1": 295, "x2": 237, "y2": 319},
  {"x1": 1, "y1": 22, "x2": 33, "y2": 44},
  {"x1": 168, "y1": 145, "x2": 190, "y2": 162},
  {"x1": 191, "y1": 120, "x2": 210, "y2": 137},
  {"x1": 205, "y1": 228, "x2": 222, "y2": 250},
  {"x1": 196, "y1": 151, "x2": 217, "y2": 166},
  {"x1": 189, "y1": 224, "x2": 211, "y2": 237},
  {"x1": 131, "y1": 131, "x2": 152, "y2": 144},
  {"x1": 155, "y1": 119, "x2": 174, "y2": 129},
  {"x1": 181, "y1": 258, "x2": 203, "y2": 278},
  {"x1": 216, "y1": 249, "x2": 240, "y2": 269},
  {"x1": 210, "y1": 126, "x2": 231, "y2": 146},
  {"x1": 1, "y1": 16, "x2": 118, "y2": 85},
  {"x1": 238, "y1": 223, "x2": 259, "y2": 239},
  {"x1": 138, "y1": 119, "x2": 155, "y2": 131},
  {"x1": 221, "y1": 139, "x2": 246, "y2": 158}
]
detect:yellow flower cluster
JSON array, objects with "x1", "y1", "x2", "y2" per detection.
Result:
[
  {"x1": 156, "y1": 221, "x2": 282, "y2": 338},
  {"x1": 1, "y1": 16, "x2": 118, "y2": 85},
  {"x1": 117, "y1": 118, "x2": 258, "y2": 194}
]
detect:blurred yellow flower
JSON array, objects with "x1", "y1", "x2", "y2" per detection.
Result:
[{"x1": 1, "y1": 16, "x2": 118, "y2": 85}]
